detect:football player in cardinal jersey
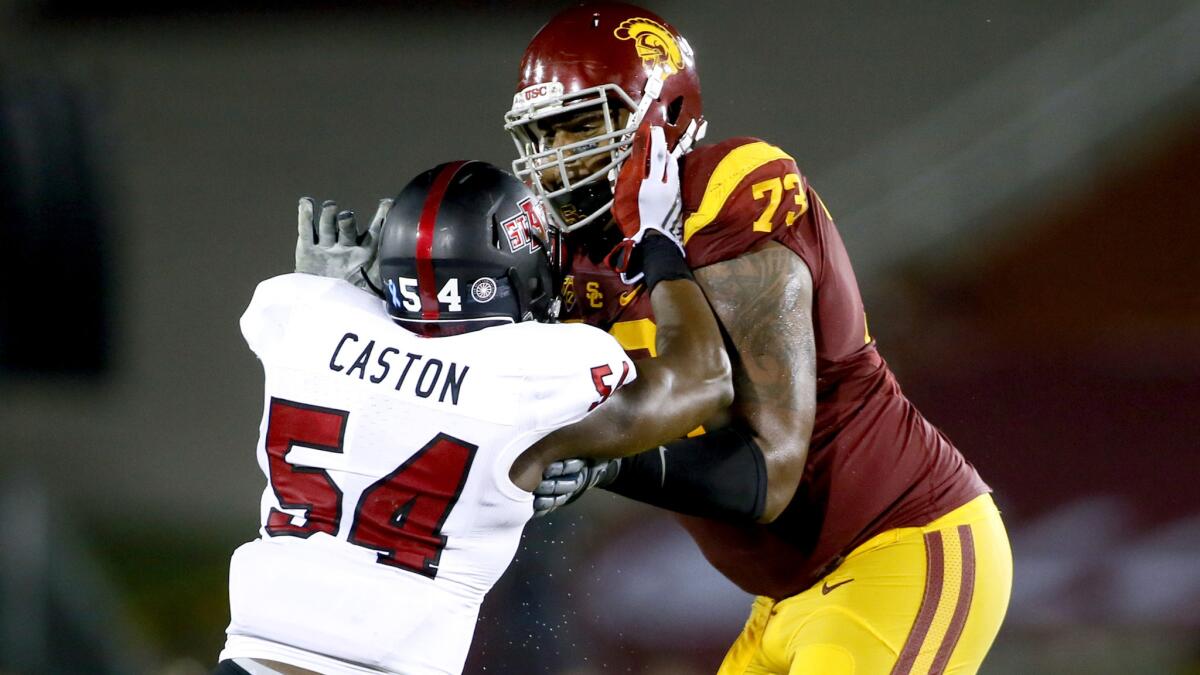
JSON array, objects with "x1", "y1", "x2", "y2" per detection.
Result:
[
  {"x1": 507, "y1": 3, "x2": 1013, "y2": 674},
  {"x1": 216, "y1": 160, "x2": 730, "y2": 675}
]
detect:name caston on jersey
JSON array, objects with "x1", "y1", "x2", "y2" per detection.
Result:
[{"x1": 221, "y1": 274, "x2": 635, "y2": 675}]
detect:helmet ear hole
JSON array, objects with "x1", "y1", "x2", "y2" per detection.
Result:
[
  {"x1": 491, "y1": 214, "x2": 504, "y2": 251},
  {"x1": 666, "y1": 96, "x2": 684, "y2": 125}
]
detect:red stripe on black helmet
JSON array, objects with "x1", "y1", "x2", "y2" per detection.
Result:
[{"x1": 415, "y1": 161, "x2": 470, "y2": 320}]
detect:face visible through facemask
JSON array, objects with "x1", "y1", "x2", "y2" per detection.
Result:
[
  {"x1": 531, "y1": 106, "x2": 632, "y2": 232},
  {"x1": 534, "y1": 108, "x2": 632, "y2": 193}
]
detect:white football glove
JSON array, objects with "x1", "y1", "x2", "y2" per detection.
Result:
[
  {"x1": 295, "y1": 196, "x2": 392, "y2": 294},
  {"x1": 607, "y1": 124, "x2": 684, "y2": 284}
]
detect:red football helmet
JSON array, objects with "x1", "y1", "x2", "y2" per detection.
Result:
[{"x1": 505, "y1": 2, "x2": 706, "y2": 233}]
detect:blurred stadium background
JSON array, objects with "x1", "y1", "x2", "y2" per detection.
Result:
[{"x1": 1, "y1": 0, "x2": 1198, "y2": 672}]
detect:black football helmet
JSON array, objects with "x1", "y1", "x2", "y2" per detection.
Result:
[{"x1": 378, "y1": 161, "x2": 560, "y2": 337}]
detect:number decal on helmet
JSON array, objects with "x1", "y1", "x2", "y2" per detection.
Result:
[
  {"x1": 437, "y1": 279, "x2": 463, "y2": 312},
  {"x1": 388, "y1": 277, "x2": 466, "y2": 313},
  {"x1": 387, "y1": 277, "x2": 421, "y2": 312}
]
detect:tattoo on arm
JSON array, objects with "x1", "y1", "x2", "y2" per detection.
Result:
[{"x1": 694, "y1": 243, "x2": 816, "y2": 415}]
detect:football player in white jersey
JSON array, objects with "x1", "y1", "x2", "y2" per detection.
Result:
[{"x1": 217, "y1": 149, "x2": 731, "y2": 674}]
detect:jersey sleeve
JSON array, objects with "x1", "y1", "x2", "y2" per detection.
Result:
[
  {"x1": 240, "y1": 274, "x2": 299, "y2": 358},
  {"x1": 241, "y1": 273, "x2": 353, "y2": 358},
  {"x1": 680, "y1": 137, "x2": 818, "y2": 272},
  {"x1": 523, "y1": 323, "x2": 637, "y2": 433}
]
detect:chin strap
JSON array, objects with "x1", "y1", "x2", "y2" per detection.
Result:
[
  {"x1": 672, "y1": 118, "x2": 708, "y2": 158},
  {"x1": 631, "y1": 65, "x2": 666, "y2": 131},
  {"x1": 622, "y1": 66, "x2": 708, "y2": 158},
  {"x1": 359, "y1": 267, "x2": 384, "y2": 298}
]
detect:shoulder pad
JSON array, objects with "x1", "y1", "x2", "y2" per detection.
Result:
[{"x1": 680, "y1": 138, "x2": 807, "y2": 267}]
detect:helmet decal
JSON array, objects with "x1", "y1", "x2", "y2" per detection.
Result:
[
  {"x1": 499, "y1": 197, "x2": 546, "y2": 253},
  {"x1": 470, "y1": 278, "x2": 498, "y2": 304},
  {"x1": 614, "y1": 17, "x2": 684, "y2": 78},
  {"x1": 521, "y1": 197, "x2": 548, "y2": 244},
  {"x1": 415, "y1": 160, "x2": 471, "y2": 320},
  {"x1": 512, "y1": 81, "x2": 564, "y2": 112}
]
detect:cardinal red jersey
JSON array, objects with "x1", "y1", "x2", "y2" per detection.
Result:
[{"x1": 563, "y1": 136, "x2": 989, "y2": 599}]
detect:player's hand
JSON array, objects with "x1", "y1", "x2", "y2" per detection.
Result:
[
  {"x1": 612, "y1": 124, "x2": 683, "y2": 245},
  {"x1": 607, "y1": 124, "x2": 683, "y2": 282},
  {"x1": 295, "y1": 197, "x2": 393, "y2": 295},
  {"x1": 532, "y1": 458, "x2": 621, "y2": 518}
]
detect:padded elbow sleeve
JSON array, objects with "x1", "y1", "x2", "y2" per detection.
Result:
[{"x1": 603, "y1": 425, "x2": 767, "y2": 521}]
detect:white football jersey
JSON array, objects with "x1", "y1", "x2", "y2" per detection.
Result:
[{"x1": 220, "y1": 274, "x2": 635, "y2": 675}]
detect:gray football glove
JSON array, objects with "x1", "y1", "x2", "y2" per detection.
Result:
[
  {"x1": 295, "y1": 196, "x2": 392, "y2": 294},
  {"x1": 532, "y1": 457, "x2": 621, "y2": 518}
]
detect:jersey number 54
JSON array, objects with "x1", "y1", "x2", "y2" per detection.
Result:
[{"x1": 262, "y1": 398, "x2": 477, "y2": 579}]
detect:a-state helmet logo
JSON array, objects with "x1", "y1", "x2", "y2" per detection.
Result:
[
  {"x1": 521, "y1": 197, "x2": 548, "y2": 244},
  {"x1": 500, "y1": 197, "x2": 545, "y2": 253},
  {"x1": 471, "y1": 277, "x2": 497, "y2": 304},
  {"x1": 614, "y1": 18, "x2": 684, "y2": 77}
]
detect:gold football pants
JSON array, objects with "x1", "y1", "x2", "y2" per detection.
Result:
[{"x1": 717, "y1": 494, "x2": 1012, "y2": 675}]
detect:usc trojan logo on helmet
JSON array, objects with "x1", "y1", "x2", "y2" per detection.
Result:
[{"x1": 614, "y1": 18, "x2": 684, "y2": 78}]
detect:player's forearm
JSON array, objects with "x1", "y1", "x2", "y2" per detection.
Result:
[
  {"x1": 739, "y1": 408, "x2": 812, "y2": 522},
  {"x1": 601, "y1": 423, "x2": 769, "y2": 521},
  {"x1": 523, "y1": 278, "x2": 730, "y2": 464},
  {"x1": 592, "y1": 277, "x2": 734, "y2": 454},
  {"x1": 520, "y1": 372, "x2": 705, "y2": 467},
  {"x1": 647, "y1": 277, "x2": 734, "y2": 412},
  {"x1": 577, "y1": 278, "x2": 733, "y2": 455}
]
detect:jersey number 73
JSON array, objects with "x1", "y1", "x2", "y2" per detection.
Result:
[{"x1": 262, "y1": 397, "x2": 477, "y2": 579}]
